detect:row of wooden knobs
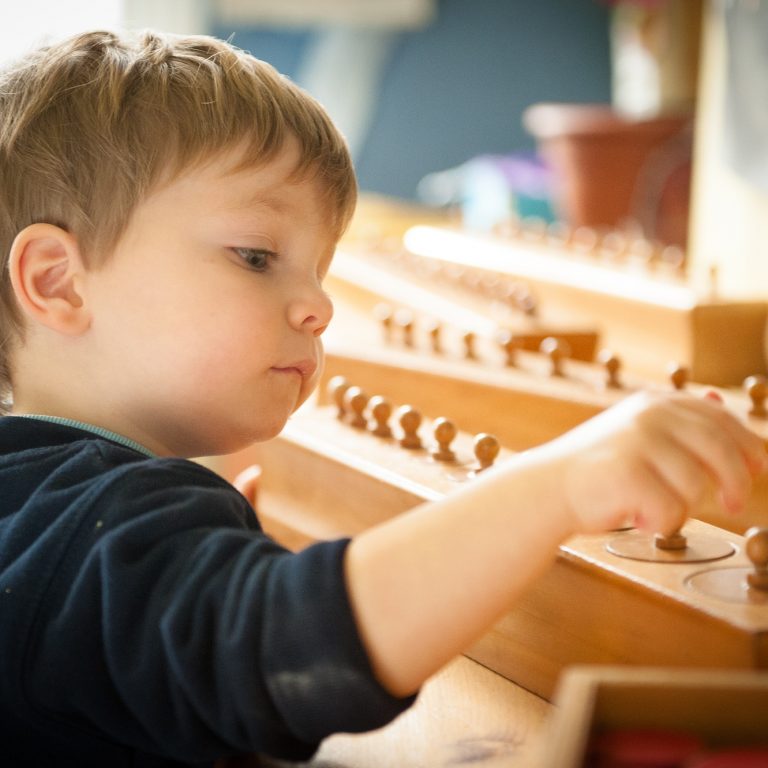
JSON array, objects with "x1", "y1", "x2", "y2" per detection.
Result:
[
  {"x1": 323, "y1": 376, "x2": 768, "y2": 588},
  {"x1": 376, "y1": 303, "x2": 588, "y2": 370},
  {"x1": 493, "y1": 216, "x2": 687, "y2": 273},
  {"x1": 327, "y1": 375, "x2": 501, "y2": 472},
  {"x1": 384, "y1": 245, "x2": 539, "y2": 316},
  {"x1": 373, "y1": 304, "x2": 768, "y2": 418}
]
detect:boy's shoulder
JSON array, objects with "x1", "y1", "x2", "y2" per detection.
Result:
[{"x1": 0, "y1": 415, "x2": 250, "y2": 526}]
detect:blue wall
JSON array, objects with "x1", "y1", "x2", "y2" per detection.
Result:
[{"x1": 212, "y1": 0, "x2": 612, "y2": 200}]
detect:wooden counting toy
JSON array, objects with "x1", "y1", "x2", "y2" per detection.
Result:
[
  {"x1": 318, "y1": 345, "x2": 768, "y2": 531},
  {"x1": 222, "y1": 390, "x2": 768, "y2": 702},
  {"x1": 391, "y1": 224, "x2": 768, "y2": 387}
]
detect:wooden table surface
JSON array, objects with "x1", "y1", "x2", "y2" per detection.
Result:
[{"x1": 261, "y1": 656, "x2": 552, "y2": 768}]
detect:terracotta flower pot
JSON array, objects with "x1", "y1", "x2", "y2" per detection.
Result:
[{"x1": 523, "y1": 102, "x2": 692, "y2": 246}]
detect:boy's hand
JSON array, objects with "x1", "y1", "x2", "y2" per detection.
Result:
[
  {"x1": 550, "y1": 390, "x2": 768, "y2": 536},
  {"x1": 233, "y1": 464, "x2": 262, "y2": 510}
]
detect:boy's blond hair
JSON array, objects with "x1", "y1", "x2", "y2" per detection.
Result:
[{"x1": 0, "y1": 29, "x2": 357, "y2": 408}]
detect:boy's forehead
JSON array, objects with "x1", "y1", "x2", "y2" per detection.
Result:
[{"x1": 151, "y1": 151, "x2": 311, "y2": 216}]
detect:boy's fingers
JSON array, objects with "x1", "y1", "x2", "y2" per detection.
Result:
[
  {"x1": 676, "y1": 395, "x2": 768, "y2": 476},
  {"x1": 628, "y1": 462, "x2": 688, "y2": 536},
  {"x1": 643, "y1": 434, "x2": 708, "y2": 509}
]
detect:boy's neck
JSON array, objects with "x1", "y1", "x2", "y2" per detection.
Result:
[{"x1": 9, "y1": 413, "x2": 156, "y2": 457}]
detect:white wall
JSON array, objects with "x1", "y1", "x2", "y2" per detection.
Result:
[{"x1": 689, "y1": 1, "x2": 768, "y2": 301}]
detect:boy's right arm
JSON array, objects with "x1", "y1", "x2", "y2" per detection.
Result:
[{"x1": 344, "y1": 390, "x2": 768, "y2": 699}]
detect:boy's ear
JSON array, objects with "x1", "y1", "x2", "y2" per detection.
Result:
[{"x1": 9, "y1": 223, "x2": 91, "y2": 335}]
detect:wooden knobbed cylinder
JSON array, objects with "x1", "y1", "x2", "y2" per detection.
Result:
[
  {"x1": 496, "y1": 328, "x2": 518, "y2": 368},
  {"x1": 423, "y1": 318, "x2": 442, "y2": 354},
  {"x1": 744, "y1": 375, "x2": 768, "y2": 419},
  {"x1": 327, "y1": 375, "x2": 350, "y2": 420},
  {"x1": 393, "y1": 308, "x2": 415, "y2": 347},
  {"x1": 540, "y1": 336, "x2": 570, "y2": 377},
  {"x1": 431, "y1": 417, "x2": 457, "y2": 462},
  {"x1": 473, "y1": 433, "x2": 500, "y2": 472},
  {"x1": 373, "y1": 303, "x2": 393, "y2": 341},
  {"x1": 597, "y1": 349, "x2": 622, "y2": 389},
  {"x1": 344, "y1": 386, "x2": 369, "y2": 429},
  {"x1": 397, "y1": 405, "x2": 423, "y2": 449},
  {"x1": 667, "y1": 362, "x2": 689, "y2": 391},
  {"x1": 745, "y1": 526, "x2": 768, "y2": 591},
  {"x1": 368, "y1": 395, "x2": 393, "y2": 438},
  {"x1": 654, "y1": 528, "x2": 687, "y2": 551},
  {"x1": 462, "y1": 331, "x2": 477, "y2": 360}
]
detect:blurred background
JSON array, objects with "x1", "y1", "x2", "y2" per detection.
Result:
[
  {"x1": 1, "y1": 0, "x2": 767, "y2": 300},
  {"x1": 0, "y1": 0, "x2": 613, "y2": 201}
]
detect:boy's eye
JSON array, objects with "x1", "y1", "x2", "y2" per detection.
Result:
[{"x1": 233, "y1": 247, "x2": 275, "y2": 272}]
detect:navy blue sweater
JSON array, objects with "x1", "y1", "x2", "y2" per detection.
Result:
[{"x1": 0, "y1": 417, "x2": 413, "y2": 767}]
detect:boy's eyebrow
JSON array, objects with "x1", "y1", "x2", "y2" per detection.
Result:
[{"x1": 231, "y1": 191, "x2": 291, "y2": 214}]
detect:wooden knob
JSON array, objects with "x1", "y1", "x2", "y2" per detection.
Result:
[
  {"x1": 598, "y1": 349, "x2": 622, "y2": 389},
  {"x1": 397, "y1": 405, "x2": 423, "y2": 449},
  {"x1": 462, "y1": 331, "x2": 477, "y2": 360},
  {"x1": 373, "y1": 303, "x2": 393, "y2": 342},
  {"x1": 668, "y1": 363, "x2": 689, "y2": 391},
  {"x1": 654, "y1": 528, "x2": 687, "y2": 551},
  {"x1": 431, "y1": 417, "x2": 457, "y2": 462},
  {"x1": 473, "y1": 433, "x2": 500, "y2": 472},
  {"x1": 344, "y1": 386, "x2": 369, "y2": 429},
  {"x1": 394, "y1": 308, "x2": 415, "y2": 347},
  {"x1": 496, "y1": 328, "x2": 519, "y2": 367},
  {"x1": 423, "y1": 318, "x2": 442, "y2": 354},
  {"x1": 659, "y1": 244, "x2": 685, "y2": 272},
  {"x1": 570, "y1": 225, "x2": 599, "y2": 254},
  {"x1": 627, "y1": 237, "x2": 654, "y2": 266},
  {"x1": 540, "y1": 337, "x2": 570, "y2": 377},
  {"x1": 746, "y1": 526, "x2": 768, "y2": 591},
  {"x1": 515, "y1": 289, "x2": 537, "y2": 317},
  {"x1": 600, "y1": 231, "x2": 628, "y2": 261},
  {"x1": 480, "y1": 274, "x2": 500, "y2": 297},
  {"x1": 327, "y1": 375, "x2": 350, "y2": 420},
  {"x1": 368, "y1": 395, "x2": 393, "y2": 438},
  {"x1": 744, "y1": 375, "x2": 768, "y2": 419},
  {"x1": 547, "y1": 220, "x2": 571, "y2": 246}
]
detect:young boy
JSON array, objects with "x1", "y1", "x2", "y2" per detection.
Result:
[{"x1": 0, "y1": 29, "x2": 764, "y2": 768}]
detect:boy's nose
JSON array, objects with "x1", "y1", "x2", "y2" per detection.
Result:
[{"x1": 289, "y1": 286, "x2": 334, "y2": 337}]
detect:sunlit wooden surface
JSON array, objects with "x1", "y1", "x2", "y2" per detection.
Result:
[{"x1": 266, "y1": 656, "x2": 551, "y2": 768}]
